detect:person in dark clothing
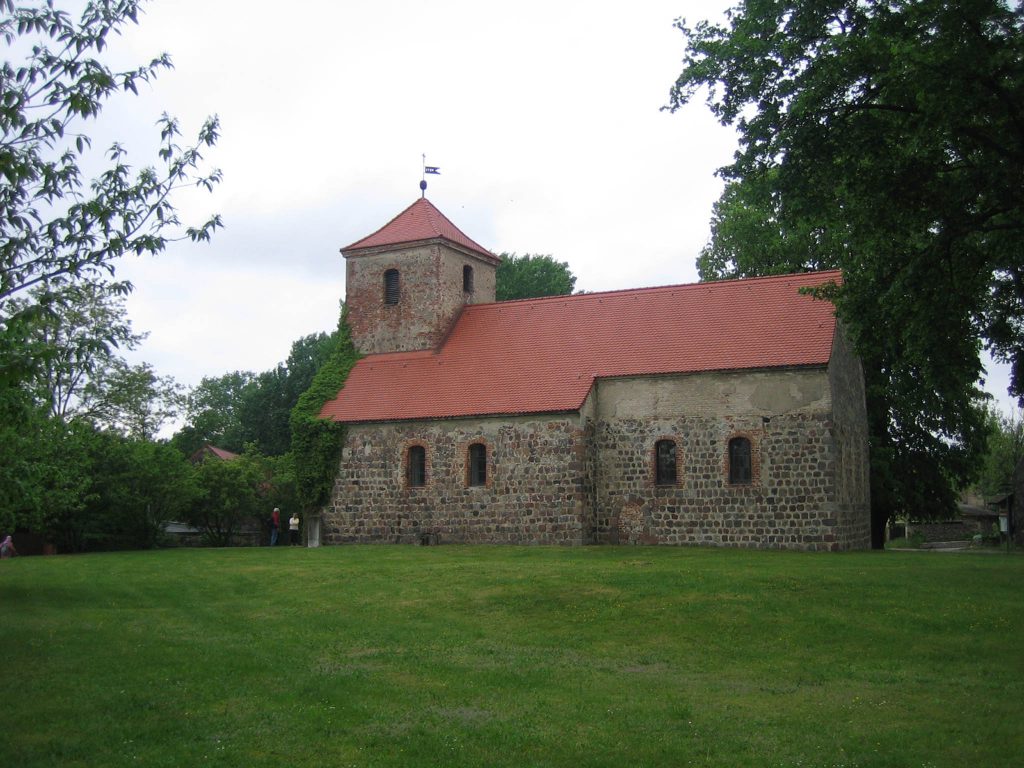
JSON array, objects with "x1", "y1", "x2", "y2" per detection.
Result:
[{"x1": 270, "y1": 508, "x2": 281, "y2": 546}]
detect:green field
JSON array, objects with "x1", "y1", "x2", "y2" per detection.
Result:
[{"x1": 2, "y1": 545, "x2": 1021, "y2": 767}]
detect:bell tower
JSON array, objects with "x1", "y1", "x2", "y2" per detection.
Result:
[{"x1": 342, "y1": 198, "x2": 500, "y2": 355}]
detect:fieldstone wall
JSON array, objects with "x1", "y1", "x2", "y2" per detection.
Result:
[
  {"x1": 907, "y1": 521, "x2": 970, "y2": 542},
  {"x1": 321, "y1": 349, "x2": 870, "y2": 550},
  {"x1": 590, "y1": 366, "x2": 870, "y2": 551},
  {"x1": 323, "y1": 413, "x2": 590, "y2": 545},
  {"x1": 344, "y1": 241, "x2": 496, "y2": 355},
  {"x1": 322, "y1": 365, "x2": 871, "y2": 550},
  {"x1": 592, "y1": 412, "x2": 847, "y2": 550}
]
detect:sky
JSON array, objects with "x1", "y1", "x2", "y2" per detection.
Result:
[{"x1": 57, "y1": 0, "x2": 1016, "y2": 415}]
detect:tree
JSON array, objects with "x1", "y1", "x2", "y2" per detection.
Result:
[
  {"x1": 0, "y1": 1, "x2": 219, "y2": 550},
  {"x1": 235, "y1": 332, "x2": 335, "y2": 456},
  {"x1": 187, "y1": 451, "x2": 263, "y2": 547},
  {"x1": 12, "y1": 416, "x2": 102, "y2": 552},
  {"x1": 668, "y1": 0, "x2": 1022, "y2": 541},
  {"x1": 977, "y1": 406, "x2": 1024, "y2": 499},
  {"x1": 0, "y1": 390, "x2": 76, "y2": 538},
  {"x1": 172, "y1": 332, "x2": 336, "y2": 457},
  {"x1": 11, "y1": 282, "x2": 140, "y2": 409},
  {"x1": 0, "y1": 0, "x2": 221, "y2": 323},
  {"x1": 87, "y1": 358, "x2": 182, "y2": 440},
  {"x1": 172, "y1": 371, "x2": 255, "y2": 455},
  {"x1": 83, "y1": 432, "x2": 196, "y2": 549},
  {"x1": 7, "y1": 282, "x2": 182, "y2": 440},
  {"x1": 495, "y1": 253, "x2": 577, "y2": 301},
  {"x1": 0, "y1": 411, "x2": 198, "y2": 552}
]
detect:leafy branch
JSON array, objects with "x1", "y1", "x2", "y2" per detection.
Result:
[{"x1": 0, "y1": 0, "x2": 222, "y2": 312}]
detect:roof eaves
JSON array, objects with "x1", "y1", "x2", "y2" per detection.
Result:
[
  {"x1": 336, "y1": 407, "x2": 584, "y2": 426},
  {"x1": 342, "y1": 236, "x2": 500, "y2": 265},
  {"x1": 594, "y1": 362, "x2": 831, "y2": 382},
  {"x1": 341, "y1": 198, "x2": 498, "y2": 262}
]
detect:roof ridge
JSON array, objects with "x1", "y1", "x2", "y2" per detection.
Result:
[
  {"x1": 471, "y1": 269, "x2": 843, "y2": 310},
  {"x1": 353, "y1": 199, "x2": 425, "y2": 246},
  {"x1": 421, "y1": 198, "x2": 447, "y2": 238}
]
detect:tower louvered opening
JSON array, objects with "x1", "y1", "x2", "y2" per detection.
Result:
[{"x1": 383, "y1": 269, "x2": 400, "y2": 305}]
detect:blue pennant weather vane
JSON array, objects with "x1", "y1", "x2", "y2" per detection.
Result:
[{"x1": 420, "y1": 153, "x2": 440, "y2": 197}]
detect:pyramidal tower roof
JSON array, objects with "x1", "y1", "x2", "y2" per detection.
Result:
[{"x1": 342, "y1": 197, "x2": 498, "y2": 262}]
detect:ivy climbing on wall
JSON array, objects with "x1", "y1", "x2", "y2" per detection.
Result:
[{"x1": 290, "y1": 306, "x2": 361, "y2": 513}]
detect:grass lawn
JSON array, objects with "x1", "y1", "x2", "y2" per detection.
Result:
[{"x1": 2, "y1": 545, "x2": 1022, "y2": 767}]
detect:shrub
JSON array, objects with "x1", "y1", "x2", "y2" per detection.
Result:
[{"x1": 886, "y1": 532, "x2": 926, "y2": 549}]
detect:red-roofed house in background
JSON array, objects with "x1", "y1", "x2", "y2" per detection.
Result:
[
  {"x1": 189, "y1": 444, "x2": 240, "y2": 464},
  {"x1": 314, "y1": 198, "x2": 871, "y2": 550}
]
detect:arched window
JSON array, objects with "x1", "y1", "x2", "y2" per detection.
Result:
[
  {"x1": 407, "y1": 445, "x2": 426, "y2": 487},
  {"x1": 728, "y1": 437, "x2": 752, "y2": 485},
  {"x1": 383, "y1": 269, "x2": 400, "y2": 305},
  {"x1": 468, "y1": 443, "x2": 487, "y2": 486},
  {"x1": 463, "y1": 264, "x2": 474, "y2": 293},
  {"x1": 655, "y1": 439, "x2": 677, "y2": 485}
]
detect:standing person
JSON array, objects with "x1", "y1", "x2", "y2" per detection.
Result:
[
  {"x1": 1, "y1": 535, "x2": 17, "y2": 559},
  {"x1": 289, "y1": 512, "x2": 300, "y2": 546},
  {"x1": 270, "y1": 508, "x2": 281, "y2": 546}
]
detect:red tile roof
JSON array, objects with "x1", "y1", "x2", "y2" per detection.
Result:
[
  {"x1": 343, "y1": 197, "x2": 498, "y2": 262},
  {"x1": 190, "y1": 444, "x2": 240, "y2": 463},
  {"x1": 320, "y1": 270, "x2": 842, "y2": 423}
]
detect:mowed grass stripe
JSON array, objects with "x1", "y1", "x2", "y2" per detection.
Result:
[{"x1": 2, "y1": 546, "x2": 1021, "y2": 767}]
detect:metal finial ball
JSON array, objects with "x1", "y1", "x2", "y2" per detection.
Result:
[{"x1": 419, "y1": 180, "x2": 427, "y2": 191}]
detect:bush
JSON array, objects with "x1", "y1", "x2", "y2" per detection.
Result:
[{"x1": 886, "y1": 532, "x2": 926, "y2": 549}]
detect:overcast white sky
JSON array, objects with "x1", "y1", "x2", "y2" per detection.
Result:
[{"x1": 76, "y1": 0, "x2": 1015, "y2": 414}]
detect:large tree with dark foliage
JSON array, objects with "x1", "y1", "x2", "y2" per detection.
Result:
[{"x1": 668, "y1": 0, "x2": 1023, "y2": 543}]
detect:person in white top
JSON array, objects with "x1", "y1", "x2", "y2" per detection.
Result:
[{"x1": 289, "y1": 513, "x2": 300, "y2": 546}]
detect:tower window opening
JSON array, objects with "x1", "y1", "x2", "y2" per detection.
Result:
[{"x1": 383, "y1": 269, "x2": 400, "y2": 305}]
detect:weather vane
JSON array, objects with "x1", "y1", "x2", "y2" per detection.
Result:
[{"x1": 420, "y1": 153, "x2": 440, "y2": 197}]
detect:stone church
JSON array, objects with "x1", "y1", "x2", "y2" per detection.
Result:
[{"x1": 312, "y1": 197, "x2": 871, "y2": 550}]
